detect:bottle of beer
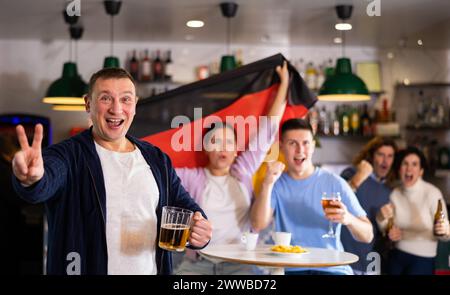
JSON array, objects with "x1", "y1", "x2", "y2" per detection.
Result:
[
  {"x1": 434, "y1": 199, "x2": 445, "y2": 237},
  {"x1": 386, "y1": 217, "x2": 394, "y2": 237}
]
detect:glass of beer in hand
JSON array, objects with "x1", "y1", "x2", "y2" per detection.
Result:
[
  {"x1": 159, "y1": 206, "x2": 193, "y2": 252},
  {"x1": 321, "y1": 192, "x2": 341, "y2": 238}
]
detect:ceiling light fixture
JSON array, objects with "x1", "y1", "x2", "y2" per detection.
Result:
[
  {"x1": 186, "y1": 20, "x2": 204, "y2": 28},
  {"x1": 318, "y1": 5, "x2": 370, "y2": 102},
  {"x1": 219, "y1": 2, "x2": 238, "y2": 72},
  {"x1": 335, "y1": 22, "x2": 352, "y2": 31},
  {"x1": 52, "y1": 105, "x2": 87, "y2": 111},
  {"x1": 334, "y1": 4, "x2": 352, "y2": 31},
  {"x1": 42, "y1": 7, "x2": 87, "y2": 110},
  {"x1": 103, "y1": 0, "x2": 122, "y2": 68}
]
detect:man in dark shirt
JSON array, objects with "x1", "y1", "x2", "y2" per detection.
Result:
[{"x1": 340, "y1": 137, "x2": 397, "y2": 274}]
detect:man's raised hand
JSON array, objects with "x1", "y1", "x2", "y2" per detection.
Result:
[{"x1": 12, "y1": 124, "x2": 44, "y2": 186}]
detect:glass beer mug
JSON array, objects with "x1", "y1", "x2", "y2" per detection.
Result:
[{"x1": 159, "y1": 206, "x2": 194, "y2": 252}]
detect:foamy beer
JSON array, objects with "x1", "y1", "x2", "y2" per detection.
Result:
[{"x1": 159, "y1": 206, "x2": 194, "y2": 251}]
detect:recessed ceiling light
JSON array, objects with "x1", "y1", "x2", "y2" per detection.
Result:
[
  {"x1": 335, "y1": 22, "x2": 352, "y2": 31},
  {"x1": 333, "y1": 37, "x2": 342, "y2": 44},
  {"x1": 185, "y1": 34, "x2": 194, "y2": 41},
  {"x1": 186, "y1": 20, "x2": 204, "y2": 28},
  {"x1": 417, "y1": 39, "x2": 423, "y2": 46},
  {"x1": 403, "y1": 78, "x2": 410, "y2": 85},
  {"x1": 387, "y1": 52, "x2": 394, "y2": 59}
]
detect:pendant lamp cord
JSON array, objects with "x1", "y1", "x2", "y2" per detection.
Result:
[
  {"x1": 69, "y1": 36, "x2": 73, "y2": 62},
  {"x1": 341, "y1": 30, "x2": 346, "y2": 57},
  {"x1": 226, "y1": 18, "x2": 230, "y2": 55},
  {"x1": 75, "y1": 40, "x2": 78, "y2": 63},
  {"x1": 110, "y1": 15, "x2": 114, "y2": 56}
]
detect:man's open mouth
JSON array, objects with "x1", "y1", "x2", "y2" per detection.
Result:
[
  {"x1": 106, "y1": 118, "x2": 124, "y2": 128},
  {"x1": 294, "y1": 156, "x2": 306, "y2": 165}
]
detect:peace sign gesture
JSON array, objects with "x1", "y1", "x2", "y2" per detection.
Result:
[{"x1": 12, "y1": 124, "x2": 44, "y2": 186}]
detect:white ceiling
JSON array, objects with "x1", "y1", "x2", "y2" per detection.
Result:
[{"x1": 1, "y1": 0, "x2": 450, "y2": 49}]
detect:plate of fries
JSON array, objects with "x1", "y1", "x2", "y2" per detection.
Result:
[{"x1": 270, "y1": 245, "x2": 308, "y2": 255}]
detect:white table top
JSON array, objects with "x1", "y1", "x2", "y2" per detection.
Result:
[{"x1": 199, "y1": 244, "x2": 358, "y2": 268}]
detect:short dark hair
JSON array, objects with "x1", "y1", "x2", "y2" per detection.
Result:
[
  {"x1": 395, "y1": 146, "x2": 428, "y2": 174},
  {"x1": 86, "y1": 67, "x2": 136, "y2": 99},
  {"x1": 280, "y1": 118, "x2": 313, "y2": 137}
]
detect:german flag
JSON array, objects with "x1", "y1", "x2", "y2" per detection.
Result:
[{"x1": 130, "y1": 53, "x2": 317, "y2": 168}]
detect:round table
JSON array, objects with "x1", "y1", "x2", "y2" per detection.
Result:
[{"x1": 199, "y1": 244, "x2": 358, "y2": 275}]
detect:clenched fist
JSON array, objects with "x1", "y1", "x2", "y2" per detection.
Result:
[{"x1": 263, "y1": 161, "x2": 285, "y2": 185}]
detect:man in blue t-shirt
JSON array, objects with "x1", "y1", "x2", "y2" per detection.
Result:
[
  {"x1": 251, "y1": 118, "x2": 373, "y2": 275},
  {"x1": 340, "y1": 137, "x2": 397, "y2": 275}
]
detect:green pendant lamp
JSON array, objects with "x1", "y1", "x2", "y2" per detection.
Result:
[
  {"x1": 103, "y1": 0, "x2": 122, "y2": 68},
  {"x1": 219, "y1": 2, "x2": 238, "y2": 72},
  {"x1": 318, "y1": 5, "x2": 370, "y2": 102},
  {"x1": 318, "y1": 58, "x2": 369, "y2": 101},
  {"x1": 42, "y1": 13, "x2": 87, "y2": 110},
  {"x1": 43, "y1": 62, "x2": 87, "y2": 105}
]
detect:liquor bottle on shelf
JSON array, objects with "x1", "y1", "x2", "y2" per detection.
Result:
[
  {"x1": 140, "y1": 49, "x2": 152, "y2": 82},
  {"x1": 305, "y1": 62, "x2": 317, "y2": 91},
  {"x1": 164, "y1": 50, "x2": 173, "y2": 81},
  {"x1": 437, "y1": 146, "x2": 450, "y2": 169},
  {"x1": 361, "y1": 104, "x2": 373, "y2": 137},
  {"x1": 294, "y1": 58, "x2": 305, "y2": 79},
  {"x1": 235, "y1": 49, "x2": 243, "y2": 67},
  {"x1": 380, "y1": 97, "x2": 390, "y2": 123},
  {"x1": 308, "y1": 107, "x2": 319, "y2": 135},
  {"x1": 416, "y1": 90, "x2": 426, "y2": 127},
  {"x1": 350, "y1": 107, "x2": 360, "y2": 135},
  {"x1": 319, "y1": 106, "x2": 330, "y2": 135},
  {"x1": 324, "y1": 58, "x2": 334, "y2": 78},
  {"x1": 331, "y1": 109, "x2": 340, "y2": 136},
  {"x1": 129, "y1": 50, "x2": 139, "y2": 81},
  {"x1": 341, "y1": 105, "x2": 350, "y2": 135},
  {"x1": 152, "y1": 50, "x2": 164, "y2": 81},
  {"x1": 316, "y1": 64, "x2": 325, "y2": 91}
]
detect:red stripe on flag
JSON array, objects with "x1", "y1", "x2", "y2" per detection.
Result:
[{"x1": 141, "y1": 84, "x2": 308, "y2": 167}]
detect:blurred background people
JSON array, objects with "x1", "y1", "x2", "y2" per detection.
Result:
[
  {"x1": 377, "y1": 147, "x2": 450, "y2": 275},
  {"x1": 340, "y1": 137, "x2": 397, "y2": 274}
]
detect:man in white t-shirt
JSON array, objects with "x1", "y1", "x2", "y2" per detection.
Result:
[{"x1": 12, "y1": 68, "x2": 212, "y2": 275}]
